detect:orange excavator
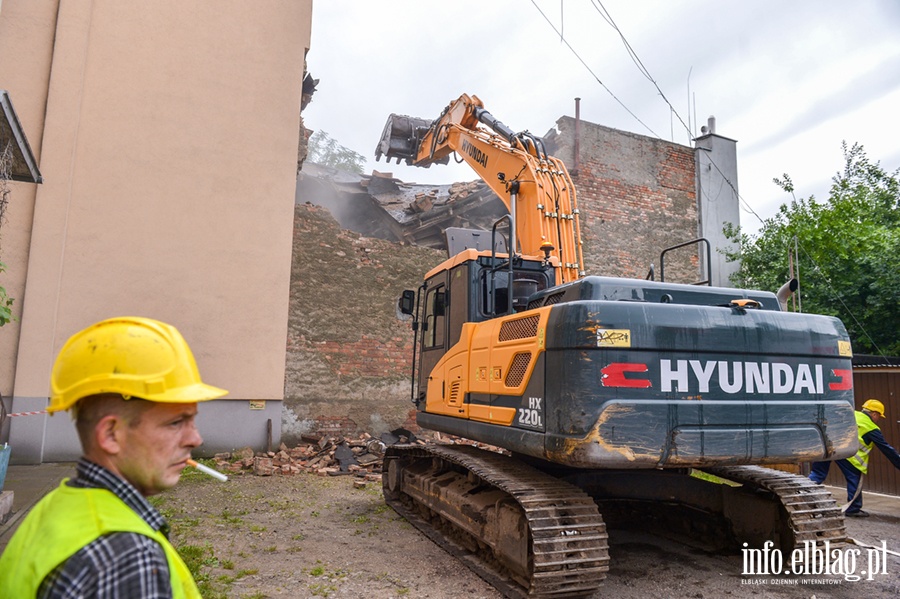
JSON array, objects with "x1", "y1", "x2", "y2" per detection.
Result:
[{"x1": 376, "y1": 94, "x2": 857, "y2": 598}]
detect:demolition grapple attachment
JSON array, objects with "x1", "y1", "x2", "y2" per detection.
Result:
[{"x1": 374, "y1": 114, "x2": 448, "y2": 167}]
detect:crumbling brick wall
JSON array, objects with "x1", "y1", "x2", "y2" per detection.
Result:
[
  {"x1": 283, "y1": 203, "x2": 443, "y2": 444},
  {"x1": 549, "y1": 117, "x2": 699, "y2": 282},
  {"x1": 287, "y1": 119, "x2": 703, "y2": 441}
]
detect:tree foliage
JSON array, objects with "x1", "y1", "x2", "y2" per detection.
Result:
[
  {"x1": 0, "y1": 144, "x2": 13, "y2": 326},
  {"x1": 724, "y1": 142, "x2": 900, "y2": 356},
  {"x1": 0, "y1": 261, "x2": 13, "y2": 326},
  {"x1": 307, "y1": 130, "x2": 366, "y2": 174}
]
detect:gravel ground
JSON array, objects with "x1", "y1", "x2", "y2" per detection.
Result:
[{"x1": 157, "y1": 467, "x2": 900, "y2": 599}]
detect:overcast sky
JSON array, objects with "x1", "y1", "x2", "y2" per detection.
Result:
[{"x1": 303, "y1": 0, "x2": 900, "y2": 235}]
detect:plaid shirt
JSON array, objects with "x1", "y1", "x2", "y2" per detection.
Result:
[{"x1": 37, "y1": 458, "x2": 174, "y2": 599}]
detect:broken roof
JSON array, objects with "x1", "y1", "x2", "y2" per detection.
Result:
[
  {"x1": 0, "y1": 90, "x2": 42, "y2": 184},
  {"x1": 296, "y1": 162, "x2": 506, "y2": 250}
]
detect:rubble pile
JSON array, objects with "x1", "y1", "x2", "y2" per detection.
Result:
[
  {"x1": 209, "y1": 429, "x2": 506, "y2": 483},
  {"x1": 297, "y1": 163, "x2": 506, "y2": 250},
  {"x1": 212, "y1": 432, "x2": 396, "y2": 481}
]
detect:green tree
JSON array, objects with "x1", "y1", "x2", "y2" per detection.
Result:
[
  {"x1": 724, "y1": 142, "x2": 900, "y2": 356},
  {"x1": 0, "y1": 261, "x2": 13, "y2": 326},
  {"x1": 0, "y1": 144, "x2": 13, "y2": 326},
  {"x1": 307, "y1": 130, "x2": 366, "y2": 174}
]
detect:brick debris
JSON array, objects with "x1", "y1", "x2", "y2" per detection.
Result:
[{"x1": 209, "y1": 430, "x2": 505, "y2": 485}]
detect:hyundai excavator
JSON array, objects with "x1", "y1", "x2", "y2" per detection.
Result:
[{"x1": 375, "y1": 94, "x2": 858, "y2": 598}]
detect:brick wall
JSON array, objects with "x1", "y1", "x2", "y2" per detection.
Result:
[
  {"x1": 550, "y1": 117, "x2": 699, "y2": 282},
  {"x1": 282, "y1": 203, "x2": 443, "y2": 443},
  {"x1": 287, "y1": 119, "x2": 703, "y2": 441}
]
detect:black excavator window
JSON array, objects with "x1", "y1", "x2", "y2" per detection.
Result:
[
  {"x1": 423, "y1": 286, "x2": 446, "y2": 349},
  {"x1": 480, "y1": 269, "x2": 549, "y2": 317}
]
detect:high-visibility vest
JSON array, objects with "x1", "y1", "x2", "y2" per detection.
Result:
[
  {"x1": 847, "y1": 410, "x2": 880, "y2": 474},
  {"x1": 0, "y1": 480, "x2": 200, "y2": 598}
]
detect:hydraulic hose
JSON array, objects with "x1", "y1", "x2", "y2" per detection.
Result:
[{"x1": 472, "y1": 107, "x2": 516, "y2": 144}]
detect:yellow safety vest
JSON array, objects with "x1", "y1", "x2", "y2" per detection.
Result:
[
  {"x1": 847, "y1": 410, "x2": 880, "y2": 474},
  {"x1": 0, "y1": 480, "x2": 200, "y2": 598}
]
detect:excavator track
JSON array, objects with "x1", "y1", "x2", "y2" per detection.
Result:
[
  {"x1": 568, "y1": 465, "x2": 849, "y2": 555},
  {"x1": 704, "y1": 465, "x2": 849, "y2": 549},
  {"x1": 383, "y1": 444, "x2": 609, "y2": 598}
]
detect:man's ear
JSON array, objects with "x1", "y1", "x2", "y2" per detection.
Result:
[{"x1": 94, "y1": 414, "x2": 125, "y2": 455}]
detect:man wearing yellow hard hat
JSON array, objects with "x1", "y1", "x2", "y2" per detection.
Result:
[
  {"x1": 809, "y1": 398, "x2": 900, "y2": 517},
  {"x1": 0, "y1": 317, "x2": 227, "y2": 598}
]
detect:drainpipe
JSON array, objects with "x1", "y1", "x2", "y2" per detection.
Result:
[{"x1": 573, "y1": 97, "x2": 581, "y2": 175}]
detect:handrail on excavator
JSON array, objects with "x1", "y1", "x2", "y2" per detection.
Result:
[{"x1": 659, "y1": 237, "x2": 712, "y2": 286}]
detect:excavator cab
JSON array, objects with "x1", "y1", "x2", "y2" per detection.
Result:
[{"x1": 400, "y1": 249, "x2": 553, "y2": 406}]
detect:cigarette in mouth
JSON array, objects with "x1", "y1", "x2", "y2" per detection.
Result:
[{"x1": 186, "y1": 459, "x2": 229, "y2": 482}]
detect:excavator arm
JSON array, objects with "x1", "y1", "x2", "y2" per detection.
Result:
[{"x1": 376, "y1": 94, "x2": 585, "y2": 284}]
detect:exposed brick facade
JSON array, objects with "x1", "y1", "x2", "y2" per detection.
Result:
[
  {"x1": 282, "y1": 203, "x2": 443, "y2": 444},
  {"x1": 548, "y1": 117, "x2": 699, "y2": 282},
  {"x1": 287, "y1": 119, "x2": 703, "y2": 440}
]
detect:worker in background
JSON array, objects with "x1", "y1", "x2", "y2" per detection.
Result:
[
  {"x1": 809, "y1": 399, "x2": 900, "y2": 517},
  {"x1": 0, "y1": 317, "x2": 227, "y2": 598}
]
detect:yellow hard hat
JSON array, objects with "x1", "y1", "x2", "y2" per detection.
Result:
[
  {"x1": 862, "y1": 399, "x2": 885, "y2": 417},
  {"x1": 49, "y1": 317, "x2": 228, "y2": 413}
]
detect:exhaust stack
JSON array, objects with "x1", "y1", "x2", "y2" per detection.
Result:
[{"x1": 776, "y1": 278, "x2": 799, "y2": 311}]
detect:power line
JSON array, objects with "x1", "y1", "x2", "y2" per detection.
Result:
[
  {"x1": 533, "y1": 2, "x2": 763, "y2": 226},
  {"x1": 528, "y1": 0, "x2": 659, "y2": 138},
  {"x1": 539, "y1": 2, "x2": 883, "y2": 353},
  {"x1": 590, "y1": 0, "x2": 692, "y2": 140},
  {"x1": 581, "y1": 1, "x2": 766, "y2": 227},
  {"x1": 706, "y1": 154, "x2": 765, "y2": 224},
  {"x1": 794, "y1": 235, "x2": 886, "y2": 358}
]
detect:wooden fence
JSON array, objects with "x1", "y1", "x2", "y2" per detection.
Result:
[{"x1": 823, "y1": 364, "x2": 900, "y2": 496}]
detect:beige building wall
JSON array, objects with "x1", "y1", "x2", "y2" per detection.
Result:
[{"x1": 0, "y1": 0, "x2": 312, "y2": 463}]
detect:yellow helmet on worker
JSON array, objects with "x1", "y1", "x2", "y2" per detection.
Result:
[
  {"x1": 861, "y1": 399, "x2": 885, "y2": 417},
  {"x1": 49, "y1": 316, "x2": 228, "y2": 413}
]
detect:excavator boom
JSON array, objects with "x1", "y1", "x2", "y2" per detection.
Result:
[{"x1": 376, "y1": 94, "x2": 585, "y2": 285}]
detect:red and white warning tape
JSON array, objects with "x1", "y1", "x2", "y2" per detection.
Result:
[{"x1": 6, "y1": 410, "x2": 49, "y2": 417}]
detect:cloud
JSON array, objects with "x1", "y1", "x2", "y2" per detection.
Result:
[
  {"x1": 304, "y1": 0, "x2": 900, "y2": 212},
  {"x1": 742, "y1": 53, "x2": 900, "y2": 155}
]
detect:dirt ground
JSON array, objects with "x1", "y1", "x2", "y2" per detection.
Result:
[{"x1": 157, "y1": 467, "x2": 900, "y2": 599}]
